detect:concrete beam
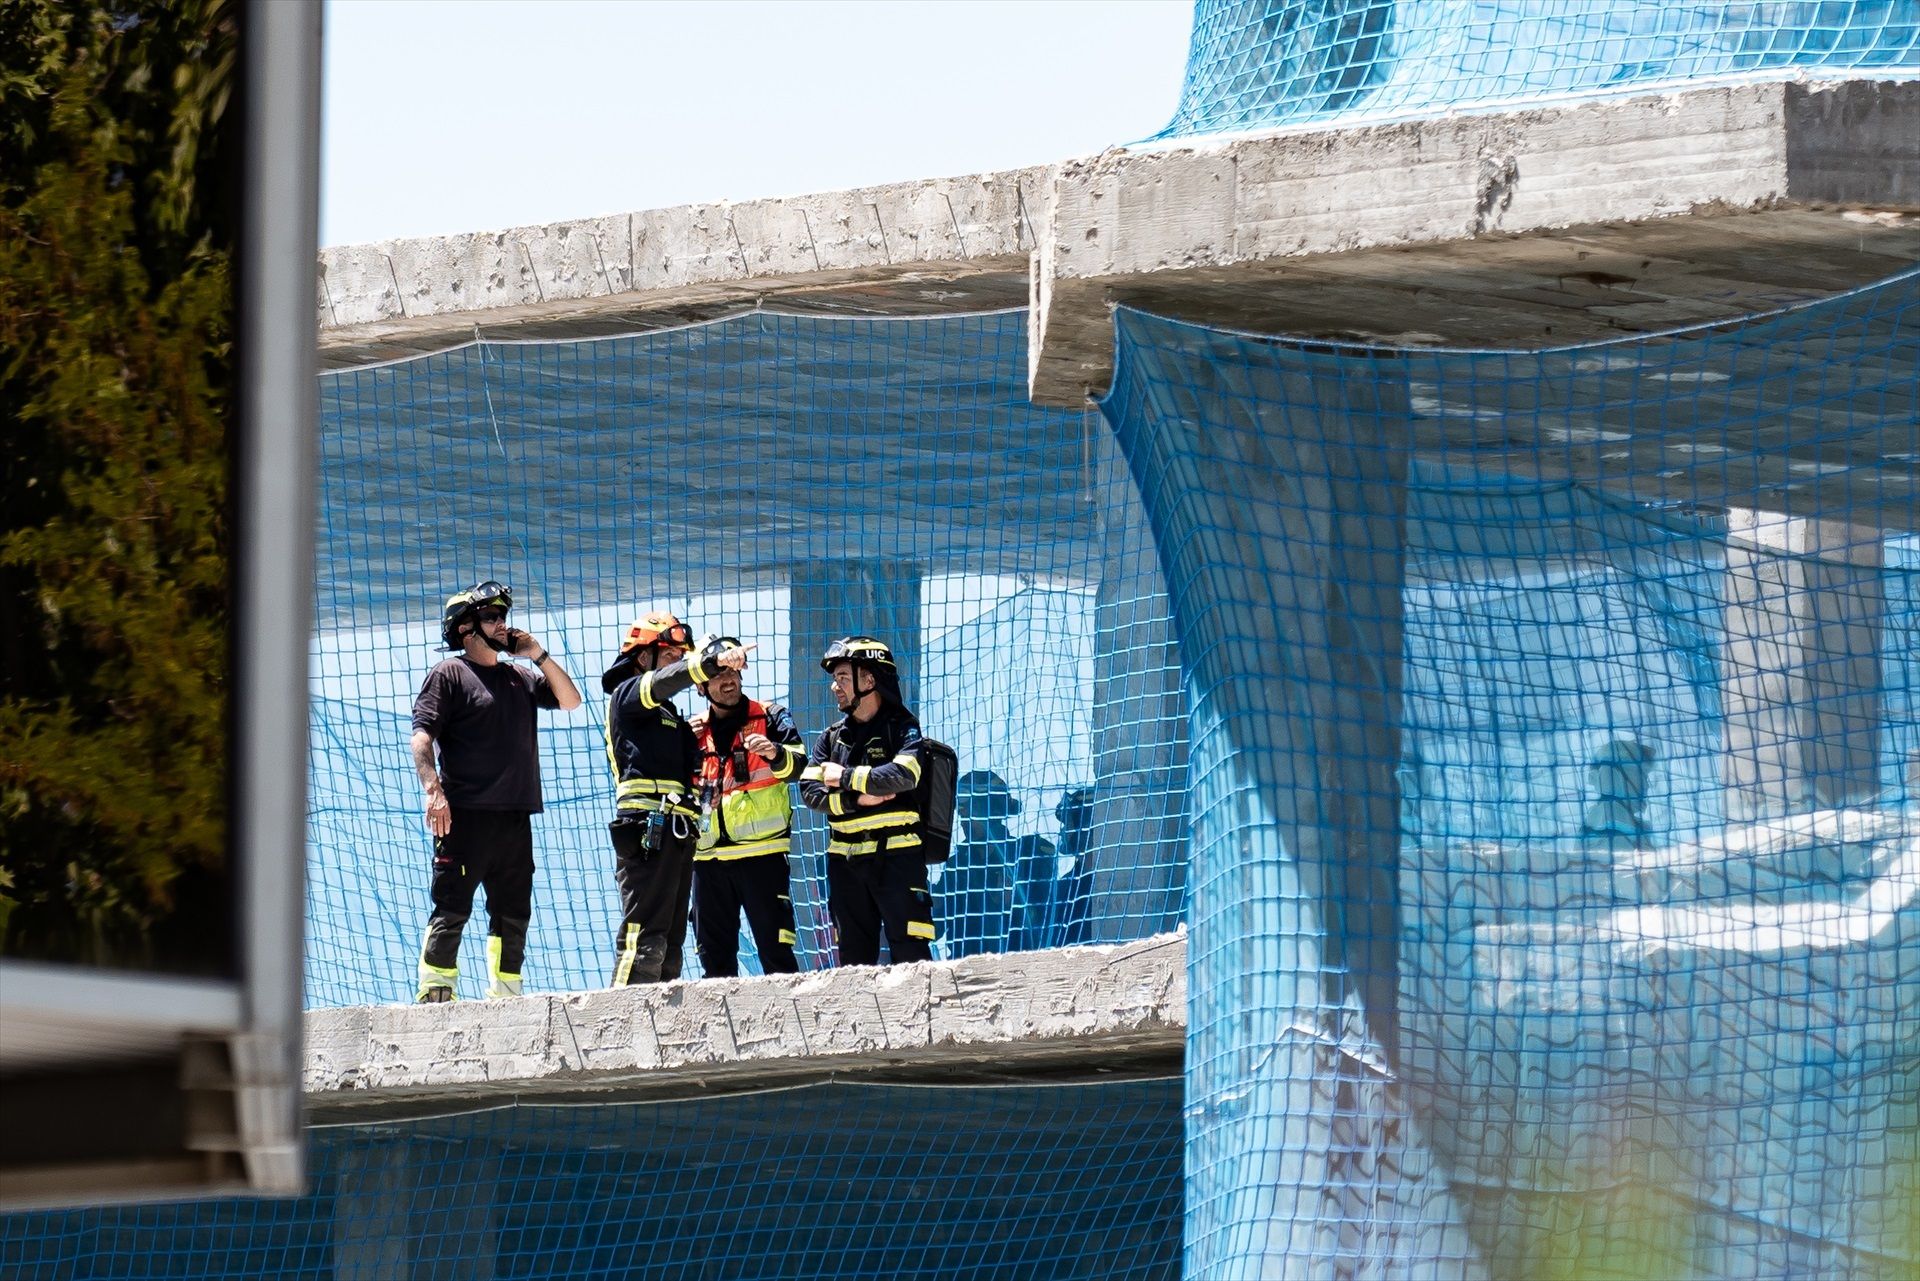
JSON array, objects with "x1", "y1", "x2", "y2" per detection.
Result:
[
  {"x1": 316, "y1": 82, "x2": 1919, "y2": 384},
  {"x1": 304, "y1": 933, "x2": 1184, "y2": 1118},
  {"x1": 317, "y1": 169, "x2": 1044, "y2": 368},
  {"x1": 1030, "y1": 80, "x2": 1920, "y2": 406}
]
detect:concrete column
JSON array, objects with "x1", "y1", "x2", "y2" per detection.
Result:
[
  {"x1": 1105, "y1": 312, "x2": 1478, "y2": 1278},
  {"x1": 331, "y1": 1130, "x2": 498, "y2": 1279},
  {"x1": 1087, "y1": 441, "x2": 1188, "y2": 941},
  {"x1": 787, "y1": 561, "x2": 924, "y2": 964},
  {"x1": 1721, "y1": 512, "x2": 1884, "y2": 822},
  {"x1": 415, "y1": 1137, "x2": 500, "y2": 1281},
  {"x1": 331, "y1": 1137, "x2": 412, "y2": 1281}
]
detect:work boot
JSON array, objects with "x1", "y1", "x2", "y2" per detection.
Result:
[{"x1": 417, "y1": 957, "x2": 459, "y2": 1003}]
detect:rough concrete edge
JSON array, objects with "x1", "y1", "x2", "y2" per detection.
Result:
[
  {"x1": 303, "y1": 931, "x2": 1187, "y2": 1107},
  {"x1": 1027, "y1": 79, "x2": 1920, "y2": 406},
  {"x1": 317, "y1": 166, "x2": 1051, "y2": 334}
]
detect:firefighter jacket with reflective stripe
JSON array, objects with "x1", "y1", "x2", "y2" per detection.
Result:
[
  {"x1": 692, "y1": 699, "x2": 805, "y2": 860},
  {"x1": 605, "y1": 655, "x2": 707, "y2": 819},
  {"x1": 800, "y1": 705, "x2": 925, "y2": 857}
]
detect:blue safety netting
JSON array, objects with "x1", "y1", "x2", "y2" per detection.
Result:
[
  {"x1": 7, "y1": 9, "x2": 1920, "y2": 1280},
  {"x1": 6, "y1": 277, "x2": 1918, "y2": 1281},
  {"x1": 0, "y1": 1078, "x2": 1182, "y2": 1280},
  {"x1": 306, "y1": 310, "x2": 1187, "y2": 1007},
  {"x1": 1104, "y1": 268, "x2": 1920, "y2": 1276},
  {"x1": 1159, "y1": 0, "x2": 1920, "y2": 137}
]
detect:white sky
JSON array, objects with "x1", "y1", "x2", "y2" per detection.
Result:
[{"x1": 321, "y1": 0, "x2": 1193, "y2": 248}]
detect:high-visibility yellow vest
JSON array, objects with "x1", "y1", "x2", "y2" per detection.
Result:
[{"x1": 694, "y1": 701, "x2": 801, "y2": 860}]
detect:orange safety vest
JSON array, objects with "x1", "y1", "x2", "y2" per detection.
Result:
[{"x1": 693, "y1": 701, "x2": 799, "y2": 860}]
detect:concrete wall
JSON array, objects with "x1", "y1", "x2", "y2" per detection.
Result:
[
  {"x1": 318, "y1": 169, "x2": 1044, "y2": 351},
  {"x1": 305, "y1": 933, "x2": 1185, "y2": 1114}
]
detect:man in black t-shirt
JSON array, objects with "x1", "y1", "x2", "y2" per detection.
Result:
[{"x1": 410, "y1": 581, "x2": 581, "y2": 1003}]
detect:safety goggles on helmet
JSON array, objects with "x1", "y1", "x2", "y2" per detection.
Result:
[
  {"x1": 695, "y1": 633, "x2": 744, "y2": 669},
  {"x1": 693, "y1": 636, "x2": 747, "y2": 700},
  {"x1": 441, "y1": 581, "x2": 514, "y2": 649},
  {"x1": 621, "y1": 611, "x2": 694, "y2": 654},
  {"x1": 820, "y1": 635, "x2": 896, "y2": 674},
  {"x1": 466, "y1": 581, "x2": 512, "y2": 611}
]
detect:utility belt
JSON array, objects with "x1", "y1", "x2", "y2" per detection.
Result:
[
  {"x1": 615, "y1": 776, "x2": 698, "y2": 818},
  {"x1": 613, "y1": 788, "x2": 698, "y2": 858},
  {"x1": 618, "y1": 795, "x2": 699, "y2": 817}
]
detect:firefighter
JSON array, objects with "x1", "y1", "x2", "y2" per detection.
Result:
[
  {"x1": 601, "y1": 612, "x2": 751, "y2": 985},
  {"x1": 689, "y1": 634, "x2": 805, "y2": 976},
  {"x1": 800, "y1": 636, "x2": 935, "y2": 966},
  {"x1": 410, "y1": 580, "x2": 582, "y2": 1002}
]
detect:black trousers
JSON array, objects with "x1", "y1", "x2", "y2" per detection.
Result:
[
  {"x1": 827, "y1": 850, "x2": 934, "y2": 966},
  {"x1": 610, "y1": 817, "x2": 696, "y2": 985},
  {"x1": 423, "y1": 808, "x2": 533, "y2": 975},
  {"x1": 692, "y1": 853, "x2": 799, "y2": 977}
]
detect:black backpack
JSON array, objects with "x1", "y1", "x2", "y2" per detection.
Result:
[{"x1": 913, "y1": 737, "x2": 959, "y2": 863}]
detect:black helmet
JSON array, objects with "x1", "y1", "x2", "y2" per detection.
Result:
[
  {"x1": 820, "y1": 635, "x2": 896, "y2": 676},
  {"x1": 821, "y1": 635, "x2": 903, "y2": 707},
  {"x1": 441, "y1": 580, "x2": 512, "y2": 650},
  {"x1": 696, "y1": 634, "x2": 744, "y2": 684}
]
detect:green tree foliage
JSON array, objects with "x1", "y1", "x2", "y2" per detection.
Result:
[{"x1": 0, "y1": 1, "x2": 238, "y2": 973}]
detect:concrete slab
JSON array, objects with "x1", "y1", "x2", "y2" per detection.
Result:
[
  {"x1": 311, "y1": 79, "x2": 1919, "y2": 523},
  {"x1": 1030, "y1": 80, "x2": 1920, "y2": 406},
  {"x1": 318, "y1": 82, "x2": 1917, "y2": 390},
  {"x1": 318, "y1": 170, "x2": 1042, "y2": 370},
  {"x1": 304, "y1": 933, "x2": 1185, "y2": 1119}
]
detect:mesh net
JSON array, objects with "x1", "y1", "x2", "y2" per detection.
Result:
[
  {"x1": 307, "y1": 310, "x2": 1187, "y2": 1007},
  {"x1": 0, "y1": 1079, "x2": 1182, "y2": 1280},
  {"x1": 2, "y1": 278, "x2": 1915, "y2": 1275},
  {"x1": 1159, "y1": 0, "x2": 1920, "y2": 138},
  {"x1": 1103, "y1": 268, "x2": 1920, "y2": 1276}
]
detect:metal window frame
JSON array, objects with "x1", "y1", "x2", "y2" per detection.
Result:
[{"x1": 0, "y1": 0, "x2": 320, "y2": 1209}]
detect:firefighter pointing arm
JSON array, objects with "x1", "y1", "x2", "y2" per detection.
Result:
[{"x1": 600, "y1": 613, "x2": 752, "y2": 986}]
